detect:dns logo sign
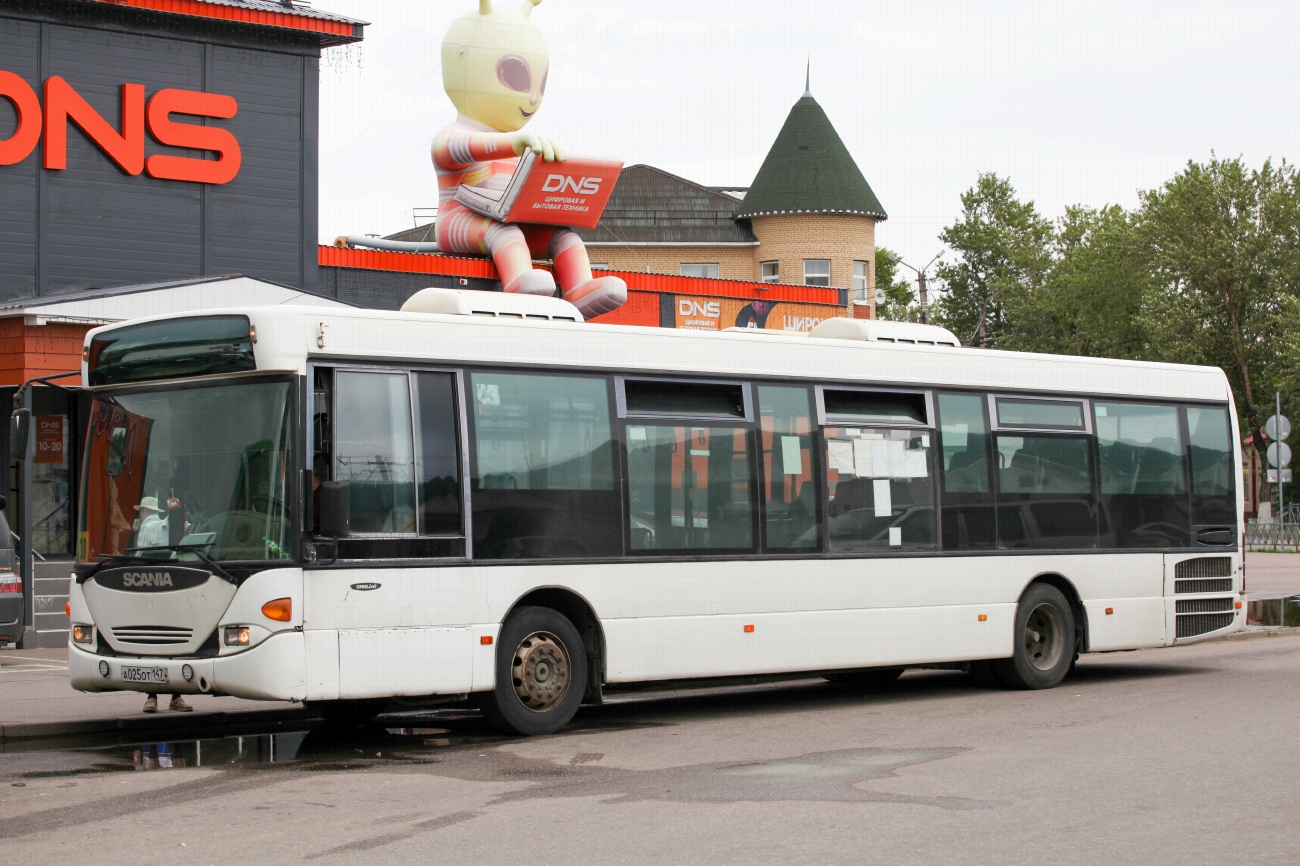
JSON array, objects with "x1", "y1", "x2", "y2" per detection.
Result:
[
  {"x1": 542, "y1": 174, "x2": 602, "y2": 195},
  {"x1": 679, "y1": 300, "x2": 721, "y2": 318}
]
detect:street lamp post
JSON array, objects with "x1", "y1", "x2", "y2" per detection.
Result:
[{"x1": 887, "y1": 252, "x2": 942, "y2": 324}]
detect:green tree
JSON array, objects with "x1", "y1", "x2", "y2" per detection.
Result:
[
  {"x1": 933, "y1": 173, "x2": 1053, "y2": 347},
  {"x1": 872, "y1": 246, "x2": 920, "y2": 322},
  {"x1": 1137, "y1": 156, "x2": 1300, "y2": 453},
  {"x1": 999, "y1": 204, "x2": 1151, "y2": 357}
]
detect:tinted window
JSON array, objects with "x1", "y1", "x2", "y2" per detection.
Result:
[
  {"x1": 627, "y1": 425, "x2": 754, "y2": 551},
  {"x1": 1095, "y1": 401, "x2": 1189, "y2": 548},
  {"x1": 624, "y1": 380, "x2": 746, "y2": 419},
  {"x1": 938, "y1": 393, "x2": 996, "y2": 550},
  {"x1": 758, "y1": 385, "x2": 819, "y2": 550},
  {"x1": 823, "y1": 390, "x2": 927, "y2": 426},
  {"x1": 824, "y1": 427, "x2": 934, "y2": 551},
  {"x1": 88, "y1": 315, "x2": 255, "y2": 386},
  {"x1": 334, "y1": 372, "x2": 417, "y2": 534},
  {"x1": 996, "y1": 398, "x2": 1085, "y2": 430},
  {"x1": 470, "y1": 372, "x2": 619, "y2": 559},
  {"x1": 995, "y1": 434, "x2": 1095, "y2": 549},
  {"x1": 413, "y1": 373, "x2": 462, "y2": 536},
  {"x1": 1187, "y1": 405, "x2": 1236, "y2": 531}
]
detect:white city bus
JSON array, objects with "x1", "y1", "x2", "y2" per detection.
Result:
[{"x1": 67, "y1": 289, "x2": 1245, "y2": 734}]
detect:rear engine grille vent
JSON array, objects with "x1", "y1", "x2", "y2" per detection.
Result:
[
  {"x1": 1176, "y1": 598, "x2": 1235, "y2": 614},
  {"x1": 1176, "y1": 579, "x2": 1234, "y2": 594},
  {"x1": 1175, "y1": 613, "x2": 1234, "y2": 639},
  {"x1": 1175, "y1": 557, "x2": 1232, "y2": 579},
  {"x1": 110, "y1": 625, "x2": 194, "y2": 646}
]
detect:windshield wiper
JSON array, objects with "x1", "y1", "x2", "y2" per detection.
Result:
[
  {"x1": 122, "y1": 543, "x2": 238, "y2": 585},
  {"x1": 75, "y1": 552, "x2": 154, "y2": 584}
]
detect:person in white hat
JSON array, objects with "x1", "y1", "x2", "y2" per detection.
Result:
[
  {"x1": 134, "y1": 497, "x2": 169, "y2": 550},
  {"x1": 133, "y1": 496, "x2": 192, "y2": 714}
]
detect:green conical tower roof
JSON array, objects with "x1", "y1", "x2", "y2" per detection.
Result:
[{"x1": 735, "y1": 92, "x2": 886, "y2": 221}]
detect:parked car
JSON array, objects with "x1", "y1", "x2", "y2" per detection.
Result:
[{"x1": 0, "y1": 496, "x2": 20, "y2": 648}]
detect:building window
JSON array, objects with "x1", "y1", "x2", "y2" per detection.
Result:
[
  {"x1": 681, "y1": 263, "x2": 721, "y2": 279},
  {"x1": 761, "y1": 261, "x2": 780, "y2": 283},
  {"x1": 590, "y1": 263, "x2": 608, "y2": 270},
  {"x1": 853, "y1": 260, "x2": 869, "y2": 300},
  {"x1": 803, "y1": 259, "x2": 831, "y2": 287}
]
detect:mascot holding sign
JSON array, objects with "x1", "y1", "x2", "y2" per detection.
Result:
[{"x1": 435, "y1": 0, "x2": 626, "y2": 318}]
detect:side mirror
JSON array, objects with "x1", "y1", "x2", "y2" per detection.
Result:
[
  {"x1": 9, "y1": 409, "x2": 30, "y2": 461},
  {"x1": 318, "y1": 481, "x2": 350, "y2": 538}
]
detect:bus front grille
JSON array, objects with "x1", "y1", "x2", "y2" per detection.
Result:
[
  {"x1": 1176, "y1": 579, "x2": 1233, "y2": 594},
  {"x1": 110, "y1": 625, "x2": 195, "y2": 646},
  {"x1": 1175, "y1": 557, "x2": 1232, "y2": 579},
  {"x1": 1176, "y1": 598, "x2": 1235, "y2": 614},
  {"x1": 1175, "y1": 613, "x2": 1234, "y2": 639}
]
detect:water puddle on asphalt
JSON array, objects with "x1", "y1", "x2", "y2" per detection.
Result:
[{"x1": 1247, "y1": 595, "x2": 1300, "y2": 627}]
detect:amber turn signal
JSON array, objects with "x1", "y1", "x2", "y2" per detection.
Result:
[
  {"x1": 480, "y1": 635, "x2": 493, "y2": 645},
  {"x1": 1235, "y1": 601, "x2": 1243, "y2": 609},
  {"x1": 261, "y1": 598, "x2": 292, "y2": 622},
  {"x1": 65, "y1": 602, "x2": 71, "y2": 618},
  {"x1": 743, "y1": 624, "x2": 755, "y2": 633},
  {"x1": 977, "y1": 614, "x2": 987, "y2": 622},
  {"x1": 1106, "y1": 607, "x2": 1114, "y2": 615}
]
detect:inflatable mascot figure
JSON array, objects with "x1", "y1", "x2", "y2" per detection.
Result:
[{"x1": 435, "y1": 0, "x2": 626, "y2": 318}]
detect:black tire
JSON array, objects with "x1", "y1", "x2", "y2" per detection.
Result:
[
  {"x1": 991, "y1": 583, "x2": 1076, "y2": 690},
  {"x1": 309, "y1": 698, "x2": 387, "y2": 728},
  {"x1": 823, "y1": 667, "x2": 905, "y2": 690},
  {"x1": 479, "y1": 606, "x2": 587, "y2": 736}
]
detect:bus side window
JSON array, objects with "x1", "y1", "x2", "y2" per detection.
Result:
[
  {"x1": 1093, "y1": 401, "x2": 1188, "y2": 548},
  {"x1": 1186, "y1": 405, "x2": 1236, "y2": 534},
  {"x1": 822, "y1": 426, "x2": 935, "y2": 551},
  {"x1": 469, "y1": 371, "x2": 620, "y2": 560},
  {"x1": 757, "y1": 385, "x2": 818, "y2": 551},
  {"x1": 413, "y1": 372, "x2": 462, "y2": 536},
  {"x1": 333, "y1": 370, "x2": 417, "y2": 534},
  {"x1": 937, "y1": 393, "x2": 996, "y2": 551}
]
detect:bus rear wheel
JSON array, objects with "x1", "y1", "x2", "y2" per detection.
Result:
[
  {"x1": 992, "y1": 583, "x2": 1076, "y2": 690},
  {"x1": 824, "y1": 667, "x2": 905, "y2": 690},
  {"x1": 479, "y1": 606, "x2": 587, "y2": 736}
]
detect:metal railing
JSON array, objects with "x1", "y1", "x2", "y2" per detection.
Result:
[{"x1": 1246, "y1": 521, "x2": 1300, "y2": 551}]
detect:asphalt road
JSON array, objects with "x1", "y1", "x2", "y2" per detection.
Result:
[{"x1": 1, "y1": 632, "x2": 1297, "y2": 865}]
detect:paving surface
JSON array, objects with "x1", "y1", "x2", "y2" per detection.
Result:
[
  {"x1": 0, "y1": 630, "x2": 1297, "y2": 863},
  {"x1": 1244, "y1": 551, "x2": 1300, "y2": 598}
]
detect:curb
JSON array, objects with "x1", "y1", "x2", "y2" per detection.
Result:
[{"x1": 0, "y1": 706, "x2": 318, "y2": 745}]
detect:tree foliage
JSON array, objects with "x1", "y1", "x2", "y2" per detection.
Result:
[{"x1": 930, "y1": 158, "x2": 1300, "y2": 460}]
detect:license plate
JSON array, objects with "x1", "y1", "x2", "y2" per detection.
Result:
[{"x1": 120, "y1": 665, "x2": 168, "y2": 685}]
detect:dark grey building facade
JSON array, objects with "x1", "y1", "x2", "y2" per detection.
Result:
[{"x1": 0, "y1": 0, "x2": 363, "y2": 299}]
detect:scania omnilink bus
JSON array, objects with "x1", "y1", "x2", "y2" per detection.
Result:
[{"x1": 66, "y1": 289, "x2": 1244, "y2": 734}]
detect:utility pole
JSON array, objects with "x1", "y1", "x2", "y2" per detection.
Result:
[{"x1": 888, "y1": 252, "x2": 941, "y2": 326}]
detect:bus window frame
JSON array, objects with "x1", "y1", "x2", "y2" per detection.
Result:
[
  {"x1": 615, "y1": 376, "x2": 754, "y2": 424},
  {"x1": 307, "y1": 361, "x2": 472, "y2": 562},
  {"x1": 989, "y1": 393, "x2": 1093, "y2": 434},
  {"x1": 814, "y1": 385, "x2": 935, "y2": 429}
]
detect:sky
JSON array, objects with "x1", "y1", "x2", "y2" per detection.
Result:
[{"x1": 317, "y1": 0, "x2": 1300, "y2": 292}]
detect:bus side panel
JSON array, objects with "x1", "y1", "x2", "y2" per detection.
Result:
[
  {"x1": 303, "y1": 569, "x2": 491, "y2": 630},
  {"x1": 304, "y1": 628, "x2": 340, "y2": 701},
  {"x1": 1082, "y1": 598, "x2": 1167, "y2": 651},
  {"x1": 337, "y1": 627, "x2": 473, "y2": 699},
  {"x1": 601, "y1": 604, "x2": 1017, "y2": 682}
]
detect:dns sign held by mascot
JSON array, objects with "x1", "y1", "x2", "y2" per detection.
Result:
[{"x1": 435, "y1": 0, "x2": 626, "y2": 318}]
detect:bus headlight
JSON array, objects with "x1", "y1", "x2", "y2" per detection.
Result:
[
  {"x1": 223, "y1": 626, "x2": 251, "y2": 647},
  {"x1": 71, "y1": 624, "x2": 94, "y2": 645}
]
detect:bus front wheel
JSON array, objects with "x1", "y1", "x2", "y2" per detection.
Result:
[
  {"x1": 992, "y1": 583, "x2": 1076, "y2": 690},
  {"x1": 479, "y1": 606, "x2": 587, "y2": 736}
]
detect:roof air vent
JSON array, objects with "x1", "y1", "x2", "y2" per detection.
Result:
[
  {"x1": 807, "y1": 317, "x2": 961, "y2": 347},
  {"x1": 400, "y1": 288, "x2": 583, "y2": 322}
]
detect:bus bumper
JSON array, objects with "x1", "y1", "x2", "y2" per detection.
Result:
[{"x1": 69, "y1": 631, "x2": 307, "y2": 702}]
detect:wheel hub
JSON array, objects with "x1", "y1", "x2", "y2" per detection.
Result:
[
  {"x1": 1024, "y1": 603, "x2": 1065, "y2": 671},
  {"x1": 511, "y1": 631, "x2": 570, "y2": 712}
]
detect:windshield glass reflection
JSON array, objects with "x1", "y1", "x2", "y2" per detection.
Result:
[{"x1": 78, "y1": 380, "x2": 293, "y2": 563}]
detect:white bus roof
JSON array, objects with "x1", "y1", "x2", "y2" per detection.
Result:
[{"x1": 82, "y1": 302, "x2": 1232, "y2": 403}]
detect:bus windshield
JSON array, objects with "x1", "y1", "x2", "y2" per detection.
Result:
[{"x1": 78, "y1": 380, "x2": 294, "y2": 563}]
